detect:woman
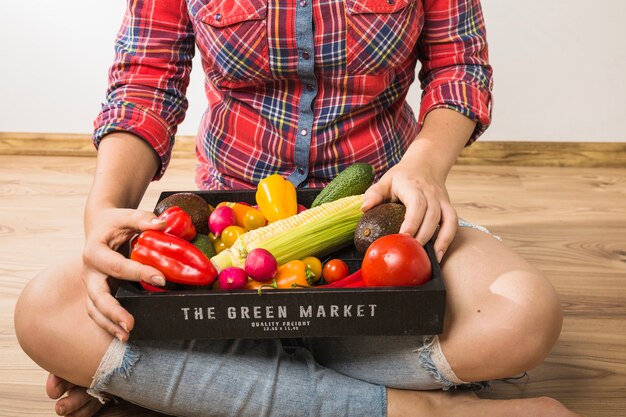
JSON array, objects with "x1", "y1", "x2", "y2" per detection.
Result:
[{"x1": 15, "y1": 0, "x2": 579, "y2": 415}]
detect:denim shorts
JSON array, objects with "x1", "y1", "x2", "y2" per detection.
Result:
[{"x1": 88, "y1": 220, "x2": 497, "y2": 417}]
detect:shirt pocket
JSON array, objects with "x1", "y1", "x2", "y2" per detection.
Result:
[
  {"x1": 345, "y1": 0, "x2": 422, "y2": 75},
  {"x1": 191, "y1": 0, "x2": 270, "y2": 86}
]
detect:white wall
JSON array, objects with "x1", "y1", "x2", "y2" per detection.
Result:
[{"x1": 1, "y1": 0, "x2": 624, "y2": 141}]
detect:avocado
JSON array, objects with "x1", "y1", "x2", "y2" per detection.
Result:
[
  {"x1": 155, "y1": 192, "x2": 210, "y2": 235},
  {"x1": 354, "y1": 203, "x2": 406, "y2": 254},
  {"x1": 191, "y1": 234, "x2": 216, "y2": 259},
  {"x1": 311, "y1": 163, "x2": 375, "y2": 208}
]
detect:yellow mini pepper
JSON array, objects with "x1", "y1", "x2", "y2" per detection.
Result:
[{"x1": 255, "y1": 174, "x2": 298, "y2": 222}]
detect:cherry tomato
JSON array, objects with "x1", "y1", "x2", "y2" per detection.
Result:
[
  {"x1": 301, "y1": 256, "x2": 323, "y2": 282},
  {"x1": 243, "y1": 208, "x2": 266, "y2": 230},
  {"x1": 221, "y1": 225, "x2": 246, "y2": 247},
  {"x1": 361, "y1": 234, "x2": 432, "y2": 287},
  {"x1": 322, "y1": 259, "x2": 350, "y2": 284},
  {"x1": 213, "y1": 238, "x2": 228, "y2": 254}
]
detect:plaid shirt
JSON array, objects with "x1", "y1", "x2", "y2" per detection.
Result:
[{"x1": 94, "y1": 0, "x2": 492, "y2": 189}]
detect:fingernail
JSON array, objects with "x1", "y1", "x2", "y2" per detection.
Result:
[
  {"x1": 114, "y1": 332, "x2": 123, "y2": 341},
  {"x1": 436, "y1": 251, "x2": 444, "y2": 263},
  {"x1": 150, "y1": 218, "x2": 165, "y2": 224},
  {"x1": 151, "y1": 276, "x2": 166, "y2": 286},
  {"x1": 58, "y1": 405, "x2": 66, "y2": 415},
  {"x1": 119, "y1": 321, "x2": 128, "y2": 332}
]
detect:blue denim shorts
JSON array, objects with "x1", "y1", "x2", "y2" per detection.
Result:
[{"x1": 88, "y1": 220, "x2": 497, "y2": 416}]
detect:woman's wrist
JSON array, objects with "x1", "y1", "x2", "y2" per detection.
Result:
[
  {"x1": 402, "y1": 108, "x2": 477, "y2": 181},
  {"x1": 84, "y1": 132, "x2": 160, "y2": 228}
]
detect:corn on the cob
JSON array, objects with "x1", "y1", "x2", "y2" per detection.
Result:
[{"x1": 211, "y1": 194, "x2": 364, "y2": 271}]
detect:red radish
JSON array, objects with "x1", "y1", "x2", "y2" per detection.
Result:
[
  {"x1": 209, "y1": 205, "x2": 236, "y2": 236},
  {"x1": 218, "y1": 267, "x2": 249, "y2": 290},
  {"x1": 244, "y1": 248, "x2": 278, "y2": 282}
]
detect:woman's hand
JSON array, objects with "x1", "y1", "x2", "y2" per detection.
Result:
[
  {"x1": 82, "y1": 206, "x2": 166, "y2": 341},
  {"x1": 361, "y1": 108, "x2": 477, "y2": 263},
  {"x1": 361, "y1": 158, "x2": 456, "y2": 263}
]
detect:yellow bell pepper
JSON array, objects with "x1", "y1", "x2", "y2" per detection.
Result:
[{"x1": 255, "y1": 174, "x2": 298, "y2": 222}]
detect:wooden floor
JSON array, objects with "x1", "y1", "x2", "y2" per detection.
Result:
[{"x1": 1, "y1": 155, "x2": 624, "y2": 417}]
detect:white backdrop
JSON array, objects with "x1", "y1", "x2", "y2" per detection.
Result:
[{"x1": 0, "y1": 0, "x2": 624, "y2": 141}]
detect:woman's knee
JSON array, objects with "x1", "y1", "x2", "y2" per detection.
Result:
[
  {"x1": 489, "y1": 268, "x2": 563, "y2": 373},
  {"x1": 441, "y1": 228, "x2": 564, "y2": 380},
  {"x1": 13, "y1": 256, "x2": 99, "y2": 382},
  {"x1": 15, "y1": 262, "x2": 74, "y2": 358}
]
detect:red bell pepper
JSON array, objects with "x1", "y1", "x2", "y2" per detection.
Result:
[
  {"x1": 158, "y1": 206, "x2": 196, "y2": 241},
  {"x1": 131, "y1": 230, "x2": 217, "y2": 286},
  {"x1": 319, "y1": 269, "x2": 364, "y2": 288},
  {"x1": 140, "y1": 281, "x2": 170, "y2": 293}
]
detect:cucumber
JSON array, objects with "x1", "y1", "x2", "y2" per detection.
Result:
[{"x1": 311, "y1": 163, "x2": 375, "y2": 208}]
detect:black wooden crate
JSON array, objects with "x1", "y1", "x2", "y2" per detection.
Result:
[{"x1": 115, "y1": 190, "x2": 446, "y2": 340}]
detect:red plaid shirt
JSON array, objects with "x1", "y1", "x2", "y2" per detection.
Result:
[{"x1": 94, "y1": 0, "x2": 492, "y2": 189}]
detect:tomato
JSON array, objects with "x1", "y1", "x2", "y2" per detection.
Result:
[
  {"x1": 213, "y1": 238, "x2": 228, "y2": 254},
  {"x1": 361, "y1": 234, "x2": 432, "y2": 287},
  {"x1": 301, "y1": 256, "x2": 323, "y2": 282},
  {"x1": 221, "y1": 225, "x2": 246, "y2": 247},
  {"x1": 322, "y1": 259, "x2": 350, "y2": 284},
  {"x1": 243, "y1": 208, "x2": 266, "y2": 230}
]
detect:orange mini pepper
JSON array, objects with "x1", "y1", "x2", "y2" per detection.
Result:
[
  {"x1": 255, "y1": 174, "x2": 298, "y2": 222},
  {"x1": 245, "y1": 260, "x2": 315, "y2": 291}
]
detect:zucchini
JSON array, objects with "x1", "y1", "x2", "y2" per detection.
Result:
[{"x1": 311, "y1": 163, "x2": 375, "y2": 208}]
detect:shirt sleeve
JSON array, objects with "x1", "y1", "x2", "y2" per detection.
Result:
[
  {"x1": 93, "y1": 0, "x2": 195, "y2": 179},
  {"x1": 416, "y1": 0, "x2": 493, "y2": 144}
]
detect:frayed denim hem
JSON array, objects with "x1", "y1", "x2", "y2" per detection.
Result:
[
  {"x1": 416, "y1": 336, "x2": 463, "y2": 390},
  {"x1": 417, "y1": 336, "x2": 491, "y2": 392},
  {"x1": 87, "y1": 338, "x2": 139, "y2": 404}
]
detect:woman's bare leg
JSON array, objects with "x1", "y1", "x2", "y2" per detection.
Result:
[
  {"x1": 14, "y1": 256, "x2": 113, "y2": 388},
  {"x1": 388, "y1": 225, "x2": 573, "y2": 416},
  {"x1": 437, "y1": 227, "x2": 563, "y2": 382},
  {"x1": 15, "y1": 233, "x2": 576, "y2": 417}
]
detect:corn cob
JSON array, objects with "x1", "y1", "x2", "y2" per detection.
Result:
[{"x1": 211, "y1": 194, "x2": 364, "y2": 271}]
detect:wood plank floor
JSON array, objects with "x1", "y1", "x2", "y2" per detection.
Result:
[{"x1": 1, "y1": 155, "x2": 624, "y2": 417}]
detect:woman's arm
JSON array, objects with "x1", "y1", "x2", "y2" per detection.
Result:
[
  {"x1": 362, "y1": 108, "x2": 474, "y2": 262},
  {"x1": 82, "y1": 133, "x2": 167, "y2": 341},
  {"x1": 85, "y1": 0, "x2": 196, "y2": 339},
  {"x1": 363, "y1": 0, "x2": 493, "y2": 261}
]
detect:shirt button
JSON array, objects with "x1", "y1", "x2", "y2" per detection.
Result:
[
  {"x1": 301, "y1": 51, "x2": 310, "y2": 60},
  {"x1": 306, "y1": 84, "x2": 314, "y2": 92},
  {"x1": 299, "y1": 0, "x2": 307, "y2": 6},
  {"x1": 298, "y1": 167, "x2": 305, "y2": 174},
  {"x1": 214, "y1": 13, "x2": 222, "y2": 21},
  {"x1": 387, "y1": 0, "x2": 395, "y2": 4},
  {"x1": 301, "y1": 129, "x2": 308, "y2": 136}
]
